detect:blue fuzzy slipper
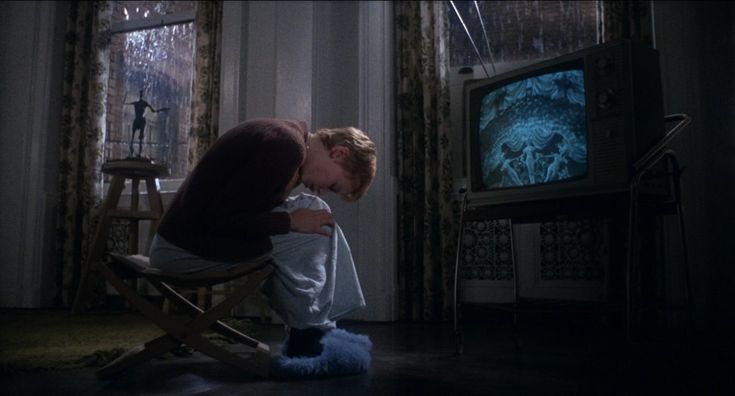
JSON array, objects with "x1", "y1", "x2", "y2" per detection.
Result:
[{"x1": 270, "y1": 328, "x2": 372, "y2": 380}]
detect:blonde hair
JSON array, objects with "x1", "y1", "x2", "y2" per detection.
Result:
[{"x1": 315, "y1": 127, "x2": 377, "y2": 201}]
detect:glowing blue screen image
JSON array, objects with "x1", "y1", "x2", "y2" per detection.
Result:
[{"x1": 478, "y1": 69, "x2": 588, "y2": 189}]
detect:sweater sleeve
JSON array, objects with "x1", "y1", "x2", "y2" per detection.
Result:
[
  {"x1": 202, "y1": 122, "x2": 306, "y2": 238},
  {"x1": 156, "y1": 118, "x2": 308, "y2": 261}
]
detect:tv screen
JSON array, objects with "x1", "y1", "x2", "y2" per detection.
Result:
[{"x1": 477, "y1": 65, "x2": 588, "y2": 191}]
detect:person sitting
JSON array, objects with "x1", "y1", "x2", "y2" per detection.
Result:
[{"x1": 150, "y1": 118, "x2": 377, "y2": 358}]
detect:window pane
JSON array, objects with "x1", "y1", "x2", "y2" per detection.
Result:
[
  {"x1": 448, "y1": 1, "x2": 599, "y2": 67},
  {"x1": 105, "y1": 22, "x2": 194, "y2": 179},
  {"x1": 112, "y1": 1, "x2": 197, "y2": 24}
]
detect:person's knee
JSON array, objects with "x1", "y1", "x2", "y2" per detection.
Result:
[{"x1": 301, "y1": 194, "x2": 331, "y2": 212}]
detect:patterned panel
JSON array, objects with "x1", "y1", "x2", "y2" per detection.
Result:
[
  {"x1": 461, "y1": 219, "x2": 513, "y2": 280},
  {"x1": 539, "y1": 220, "x2": 606, "y2": 281},
  {"x1": 106, "y1": 218, "x2": 130, "y2": 254}
]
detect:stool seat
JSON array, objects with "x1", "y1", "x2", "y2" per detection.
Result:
[
  {"x1": 102, "y1": 159, "x2": 170, "y2": 178},
  {"x1": 108, "y1": 252, "x2": 273, "y2": 287}
]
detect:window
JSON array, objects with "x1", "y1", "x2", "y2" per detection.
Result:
[{"x1": 104, "y1": 1, "x2": 197, "y2": 183}]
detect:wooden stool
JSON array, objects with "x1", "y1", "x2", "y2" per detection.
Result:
[
  {"x1": 97, "y1": 253, "x2": 274, "y2": 379},
  {"x1": 71, "y1": 159, "x2": 169, "y2": 313}
]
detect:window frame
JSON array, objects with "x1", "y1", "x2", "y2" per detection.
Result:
[{"x1": 110, "y1": 9, "x2": 196, "y2": 34}]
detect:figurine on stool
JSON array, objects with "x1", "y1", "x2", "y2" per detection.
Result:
[{"x1": 127, "y1": 90, "x2": 169, "y2": 158}]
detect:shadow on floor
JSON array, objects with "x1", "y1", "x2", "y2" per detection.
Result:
[{"x1": 1, "y1": 309, "x2": 733, "y2": 396}]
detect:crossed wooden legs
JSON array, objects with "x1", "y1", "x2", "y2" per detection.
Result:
[{"x1": 96, "y1": 260, "x2": 274, "y2": 379}]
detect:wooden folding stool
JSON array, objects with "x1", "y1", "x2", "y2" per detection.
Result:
[{"x1": 96, "y1": 252, "x2": 274, "y2": 379}]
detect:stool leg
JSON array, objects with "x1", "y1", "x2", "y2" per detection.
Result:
[
  {"x1": 183, "y1": 332, "x2": 270, "y2": 378},
  {"x1": 195, "y1": 267, "x2": 273, "y2": 333},
  {"x1": 149, "y1": 271, "x2": 272, "y2": 350},
  {"x1": 197, "y1": 287, "x2": 208, "y2": 310},
  {"x1": 72, "y1": 176, "x2": 126, "y2": 313},
  {"x1": 144, "y1": 176, "x2": 164, "y2": 254},
  {"x1": 97, "y1": 334, "x2": 181, "y2": 379}
]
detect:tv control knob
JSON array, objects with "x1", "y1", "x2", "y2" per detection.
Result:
[
  {"x1": 595, "y1": 56, "x2": 613, "y2": 76},
  {"x1": 597, "y1": 88, "x2": 616, "y2": 110}
]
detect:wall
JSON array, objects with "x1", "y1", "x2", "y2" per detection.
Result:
[
  {"x1": 0, "y1": 1, "x2": 68, "y2": 307},
  {"x1": 654, "y1": 1, "x2": 735, "y2": 335},
  {"x1": 218, "y1": 1, "x2": 398, "y2": 321}
]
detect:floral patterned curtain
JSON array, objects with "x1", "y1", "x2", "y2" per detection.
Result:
[
  {"x1": 396, "y1": 1, "x2": 458, "y2": 321},
  {"x1": 187, "y1": 0, "x2": 222, "y2": 167},
  {"x1": 56, "y1": 1, "x2": 112, "y2": 306}
]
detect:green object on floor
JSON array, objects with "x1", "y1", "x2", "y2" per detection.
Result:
[{"x1": 0, "y1": 309, "x2": 254, "y2": 375}]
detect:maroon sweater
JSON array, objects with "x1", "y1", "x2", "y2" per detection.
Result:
[{"x1": 157, "y1": 118, "x2": 309, "y2": 261}]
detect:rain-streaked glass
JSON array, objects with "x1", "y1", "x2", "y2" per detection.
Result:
[
  {"x1": 448, "y1": 1, "x2": 598, "y2": 66},
  {"x1": 105, "y1": 2, "x2": 196, "y2": 179}
]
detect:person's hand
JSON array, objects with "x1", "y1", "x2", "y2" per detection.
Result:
[{"x1": 289, "y1": 208, "x2": 335, "y2": 236}]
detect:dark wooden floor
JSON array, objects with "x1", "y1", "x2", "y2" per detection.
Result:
[{"x1": 1, "y1": 309, "x2": 733, "y2": 395}]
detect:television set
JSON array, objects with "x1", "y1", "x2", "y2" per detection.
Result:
[{"x1": 464, "y1": 39, "x2": 665, "y2": 208}]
